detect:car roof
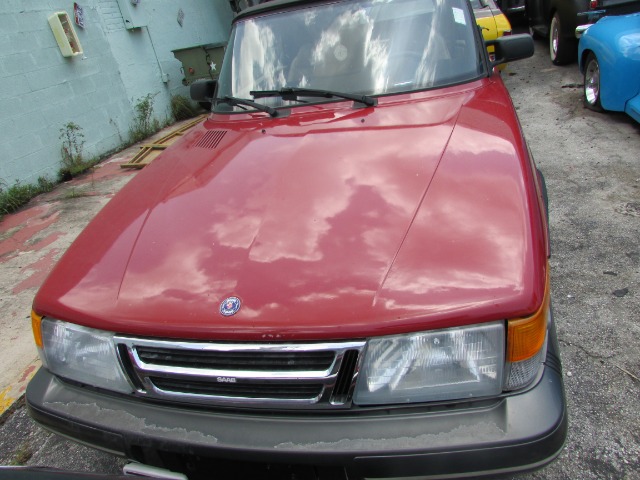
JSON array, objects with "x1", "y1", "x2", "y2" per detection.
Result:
[
  {"x1": 233, "y1": 0, "x2": 472, "y2": 22},
  {"x1": 234, "y1": 0, "x2": 325, "y2": 22}
]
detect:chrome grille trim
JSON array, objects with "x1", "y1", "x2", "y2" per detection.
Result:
[{"x1": 114, "y1": 337, "x2": 366, "y2": 409}]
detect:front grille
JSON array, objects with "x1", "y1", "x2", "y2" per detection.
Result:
[{"x1": 115, "y1": 337, "x2": 366, "y2": 409}]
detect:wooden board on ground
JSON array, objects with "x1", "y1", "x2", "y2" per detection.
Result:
[{"x1": 121, "y1": 114, "x2": 207, "y2": 169}]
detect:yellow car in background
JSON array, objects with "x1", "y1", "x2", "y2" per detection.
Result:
[{"x1": 472, "y1": 0, "x2": 512, "y2": 64}]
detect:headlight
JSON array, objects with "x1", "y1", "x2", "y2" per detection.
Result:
[
  {"x1": 37, "y1": 318, "x2": 133, "y2": 394},
  {"x1": 354, "y1": 321, "x2": 504, "y2": 405}
]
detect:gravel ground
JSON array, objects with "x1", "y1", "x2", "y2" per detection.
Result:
[
  {"x1": 502, "y1": 33, "x2": 640, "y2": 480},
  {"x1": 0, "y1": 33, "x2": 638, "y2": 480}
]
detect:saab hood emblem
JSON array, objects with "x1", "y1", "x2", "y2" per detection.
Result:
[{"x1": 220, "y1": 296, "x2": 241, "y2": 316}]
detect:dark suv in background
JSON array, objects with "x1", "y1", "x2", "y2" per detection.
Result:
[
  {"x1": 497, "y1": 0, "x2": 527, "y2": 16},
  {"x1": 526, "y1": 0, "x2": 640, "y2": 64}
]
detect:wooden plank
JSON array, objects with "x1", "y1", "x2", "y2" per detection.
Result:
[
  {"x1": 121, "y1": 114, "x2": 207, "y2": 169},
  {"x1": 141, "y1": 144, "x2": 169, "y2": 150}
]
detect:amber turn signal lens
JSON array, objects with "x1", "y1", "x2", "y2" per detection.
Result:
[
  {"x1": 506, "y1": 275, "x2": 550, "y2": 363},
  {"x1": 31, "y1": 310, "x2": 43, "y2": 348}
]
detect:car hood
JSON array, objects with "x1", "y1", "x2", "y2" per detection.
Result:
[{"x1": 34, "y1": 81, "x2": 547, "y2": 341}]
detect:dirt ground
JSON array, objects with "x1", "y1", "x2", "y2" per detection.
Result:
[{"x1": 0, "y1": 35, "x2": 639, "y2": 480}]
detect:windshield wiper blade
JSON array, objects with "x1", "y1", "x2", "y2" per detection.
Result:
[
  {"x1": 250, "y1": 88, "x2": 377, "y2": 107},
  {"x1": 217, "y1": 96, "x2": 283, "y2": 117}
]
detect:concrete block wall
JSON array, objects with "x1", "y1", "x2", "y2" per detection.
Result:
[{"x1": 0, "y1": 0, "x2": 233, "y2": 186}]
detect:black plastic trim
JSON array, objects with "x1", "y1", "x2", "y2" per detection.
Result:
[{"x1": 26, "y1": 359, "x2": 567, "y2": 479}]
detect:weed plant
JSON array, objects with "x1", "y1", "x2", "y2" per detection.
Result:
[
  {"x1": 1, "y1": 94, "x2": 192, "y2": 221},
  {"x1": 0, "y1": 177, "x2": 55, "y2": 218},
  {"x1": 129, "y1": 93, "x2": 161, "y2": 143},
  {"x1": 171, "y1": 94, "x2": 201, "y2": 121},
  {"x1": 58, "y1": 122, "x2": 95, "y2": 181},
  {"x1": 8, "y1": 442, "x2": 33, "y2": 466}
]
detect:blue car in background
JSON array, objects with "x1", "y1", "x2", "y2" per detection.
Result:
[{"x1": 577, "y1": 13, "x2": 640, "y2": 122}]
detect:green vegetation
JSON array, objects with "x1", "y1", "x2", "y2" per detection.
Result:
[
  {"x1": 0, "y1": 177, "x2": 55, "y2": 217},
  {"x1": 170, "y1": 94, "x2": 201, "y2": 121},
  {"x1": 1, "y1": 91, "x2": 199, "y2": 221},
  {"x1": 58, "y1": 122, "x2": 96, "y2": 181},
  {"x1": 7, "y1": 442, "x2": 34, "y2": 466},
  {"x1": 129, "y1": 93, "x2": 162, "y2": 143},
  {"x1": 63, "y1": 186, "x2": 91, "y2": 200}
]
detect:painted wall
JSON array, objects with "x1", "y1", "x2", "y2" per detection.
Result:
[{"x1": 0, "y1": 0, "x2": 233, "y2": 185}]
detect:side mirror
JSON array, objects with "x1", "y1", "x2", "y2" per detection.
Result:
[{"x1": 486, "y1": 34, "x2": 535, "y2": 67}]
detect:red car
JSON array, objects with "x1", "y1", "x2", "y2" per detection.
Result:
[{"x1": 27, "y1": 0, "x2": 566, "y2": 478}]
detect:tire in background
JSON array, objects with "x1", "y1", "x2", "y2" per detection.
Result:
[
  {"x1": 549, "y1": 13, "x2": 576, "y2": 65},
  {"x1": 583, "y1": 52, "x2": 603, "y2": 111}
]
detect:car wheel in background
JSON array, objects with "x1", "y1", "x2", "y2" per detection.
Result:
[
  {"x1": 583, "y1": 52, "x2": 603, "y2": 111},
  {"x1": 549, "y1": 13, "x2": 573, "y2": 65}
]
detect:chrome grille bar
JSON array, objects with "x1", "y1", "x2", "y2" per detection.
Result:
[{"x1": 115, "y1": 337, "x2": 366, "y2": 409}]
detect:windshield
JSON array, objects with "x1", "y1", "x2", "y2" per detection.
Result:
[{"x1": 215, "y1": 0, "x2": 484, "y2": 112}]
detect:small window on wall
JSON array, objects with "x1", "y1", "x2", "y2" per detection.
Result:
[{"x1": 48, "y1": 12, "x2": 83, "y2": 57}]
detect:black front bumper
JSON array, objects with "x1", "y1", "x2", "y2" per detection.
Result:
[{"x1": 27, "y1": 338, "x2": 567, "y2": 480}]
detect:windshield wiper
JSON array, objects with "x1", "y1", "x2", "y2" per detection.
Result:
[
  {"x1": 217, "y1": 96, "x2": 285, "y2": 117},
  {"x1": 250, "y1": 88, "x2": 377, "y2": 107}
]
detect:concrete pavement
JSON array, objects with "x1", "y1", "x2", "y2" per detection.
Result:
[{"x1": 0, "y1": 119, "x2": 200, "y2": 416}]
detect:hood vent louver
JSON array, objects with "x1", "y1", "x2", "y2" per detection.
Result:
[{"x1": 195, "y1": 130, "x2": 227, "y2": 149}]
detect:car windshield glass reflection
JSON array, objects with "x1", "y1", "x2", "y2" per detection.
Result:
[{"x1": 215, "y1": 0, "x2": 484, "y2": 113}]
